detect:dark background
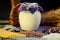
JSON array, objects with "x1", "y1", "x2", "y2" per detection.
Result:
[{"x1": 0, "y1": 0, "x2": 60, "y2": 20}]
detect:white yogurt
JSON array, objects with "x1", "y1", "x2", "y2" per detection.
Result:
[{"x1": 19, "y1": 11, "x2": 41, "y2": 30}]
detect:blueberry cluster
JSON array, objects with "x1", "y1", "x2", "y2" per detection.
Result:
[{"x1": 18, "y1": 2, "x2": 41, "y2": 14}]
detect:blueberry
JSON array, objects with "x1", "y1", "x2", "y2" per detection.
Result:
[
  {"x1": 22, "y1": 5, "x2": 26, "y2": 11},
  {"x1": 29, "y1": 8, "x2": 36, "y2": 14}
]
